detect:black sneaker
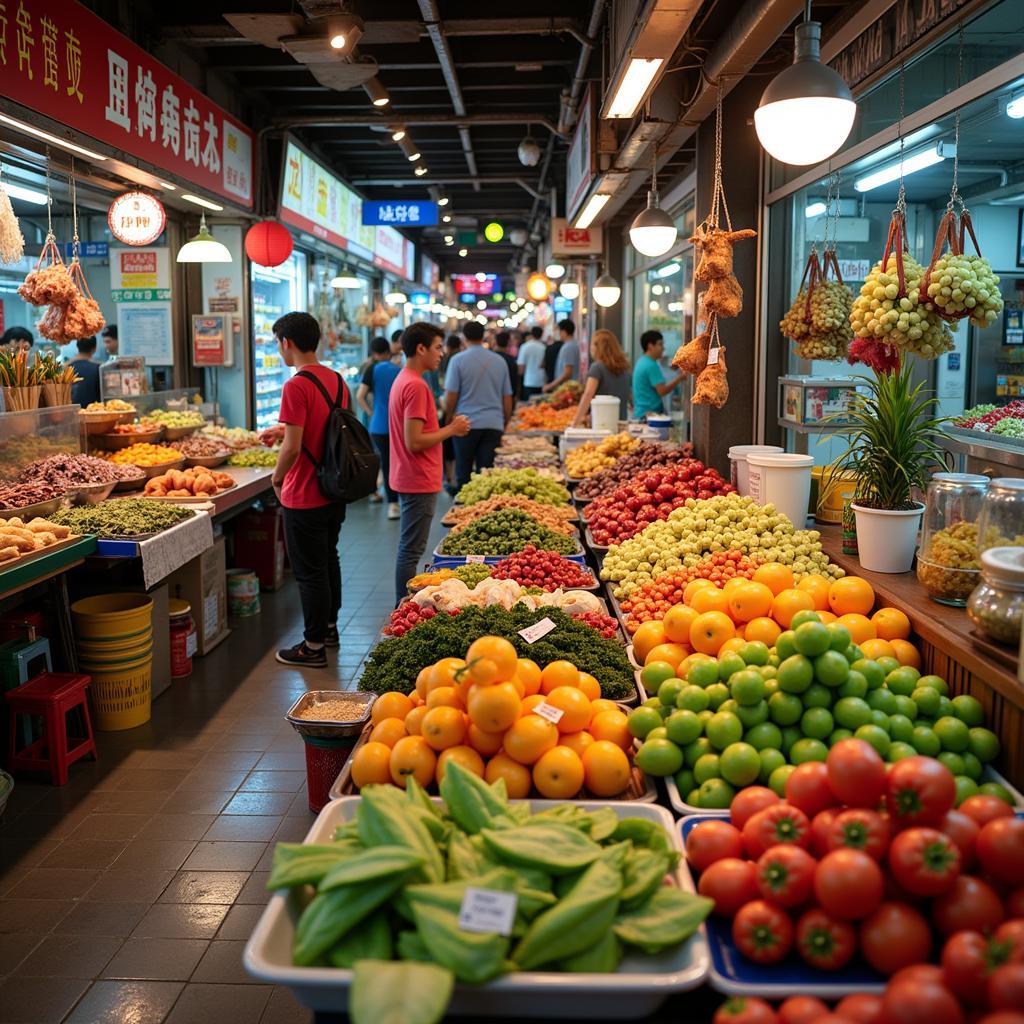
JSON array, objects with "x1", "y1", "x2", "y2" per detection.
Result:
[
  {"x1": 275, "y1": 641, "x2": 328, "y2": 667},
  {"x1": 324, "y1": 626, "x2": 340, "y2": 648}
]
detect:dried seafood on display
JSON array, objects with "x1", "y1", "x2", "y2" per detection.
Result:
[
  {"x1": 780, "y1": 249, "x2": 853, "y2": 361},
  {"x1": 692, "y1": 344, "x2": 728, "y2": 409},
  {"x1": 0, "y1": 179, "x2": 25, "y2": 265}
]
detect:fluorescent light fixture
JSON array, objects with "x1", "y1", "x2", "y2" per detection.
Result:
[
  {"x1": 407, "y1": 151, "x2": 421, "y2": 162},
  {"x1": 158, "y1": 180, "x2": 177, "y2": 191},
  {"x1": 854, "y1": 144, "x2": 949, "y2": 192},
  {"x1": 574, "y1": 192, "x2": 611, "y2": 229},
  {"x1": 414, "y1": 166, "x2": 427, "y2": 176},
  {"x1": 559, "y1": 281, "x2": 580, "y2": 300},
  {"x1": 365, "y1": 79, "x2": 390, "y2": 107},
  {"x1": 0, "y1": 113, "x2": 107, "y2": 160},
  {"x1": 605, "y1": 58, "x2": 664, "y2": 119},
  {"x1": 177, "y1": 213, "x2": 231, "y2": 263},
  {"x1": 1007, "y1": 92, "x2": 1024, "y2": 119},
  {"x1": 437, "y1": 195, "x2": 449, "y2": 206},
  {"x1": 385, "y1": 291, "x2": 407, "y2": 304},
  {"x1": 656, "y1": 262, "x2": 682, "y2": 278},
  {"x1": 459, "y1": 248, "x2": 468, "y2": 256},
  {"x1": 442, "y1": 214, "x2": 452, "y2": 223},
  {"x1": 391, "y1": 128, "x2": 406, "y2": 141},
  {"x1": 545, "y1": 262, "x2": 565, "y2": 279},
  {"x1": 0, "y1": 179, "x2": 46, "y2": 205},
  {"x1": 181, "y1": 193, "x2": 224, "y2": 211},
  {"x1": 330, "y1": 274, "x2": 362, "y2": 288},
  {"x1": 805, "y1": 201, "x2": 828, "y2": 218}
]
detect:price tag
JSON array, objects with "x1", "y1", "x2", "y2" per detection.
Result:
[
  {"x1": 459, "y1": 887, "x2": 518, "y2": 936},
  {"x1": 707, "y1": 347, "x2": 720, "y2": 365},
  {"x1": 465, "y1": 554, "x2": 487, "y2": 563},
  {"x1": 518, "y1": 617, "x2": 557, "y2": 644},
  {"x1": 531, "y1": 701, "x2": 564, "y2": 724},
  {"x1": 185, "y1": 632, "x2": 197, "y2": 657}
]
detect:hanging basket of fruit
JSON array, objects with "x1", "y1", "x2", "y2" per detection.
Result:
[{"x1": 781, "y1": 248, "x2": 853, "y2": 361}]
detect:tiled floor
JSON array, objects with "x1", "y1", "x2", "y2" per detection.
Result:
[{"x1": 0, "y1": 499, "x2": 450, "y2": 1024}]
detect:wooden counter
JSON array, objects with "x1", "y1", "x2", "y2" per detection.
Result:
[{"x1": 819, "y1": 526, "x2": 1024, "y2": 786}]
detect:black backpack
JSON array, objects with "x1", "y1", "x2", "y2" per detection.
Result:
[{"x1": 297, "y1": 369, "x2": 381, "y2": 504}]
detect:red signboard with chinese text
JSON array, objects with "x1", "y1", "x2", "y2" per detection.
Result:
[
  {"x1": 0, "y1": 0, "x2": 253, "y2": 208},
  {"x1": 452, "y1": 274, "x2": 497, "y2": 295}
]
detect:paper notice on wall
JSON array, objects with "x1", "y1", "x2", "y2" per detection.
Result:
[{"x1": 203, "y1": 594, "x2": 219, "y2": 638}]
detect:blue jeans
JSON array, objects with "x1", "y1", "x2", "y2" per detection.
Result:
[
  {"x1": 453, "y1": 428, "x2": 503, "y2": 488},
  {"x1": 395, "y1": 491, "x2": 438, "y2": 603},
  {"x1": 370, "y1": 433, "x2": 397, "y2": 503}
]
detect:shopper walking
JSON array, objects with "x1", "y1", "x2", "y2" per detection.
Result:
[
  {"x1": 389, "y1": 329, "x2": 404, "y2": 365},
  {"x1": 571, "y1": 329, "x2": 631, "y2": 426},
  {"x1": 542, "y1": 327, "x2": 563, "y2": 386},
  {"x1": 69, "y1": 336, "x2": 101, "y2": 407},
  {"x1": 517, "y1": 326, "x2": 546, "y2": 399},
  {"x1": 390, "y1": 323, "x2": 469, "y2": 602},
  {"x1": 444, "y1": 321, "x2": 513, "y2": 488},
  {"x1": 270, "y1": 312, "x2": 348, "y2": 668},
  {"x1": 633, "y1": 330, "x2": 686, "y2": 418},
  {"x1": 357, "y1": 336, "x2": 402, "y2": 519},
  {"x1": 542, "y1": 319, "x2": 580, "y2": 393},
  {"x1": 101, "y1": 324, "x2": 118, "y2": 359},
  {"x1": 493, "y1": 330, "x2": 520, "y2": 400}
]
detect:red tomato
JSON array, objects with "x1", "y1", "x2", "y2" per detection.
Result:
[
  {"x1": 932, "y1": 875, "x2": 1006, "y2": 936},
  {"x1": 811, "y1": 808, "x2": 841, "y2": 858},
  {"x1": 785, "y1": 761, "x2": 840, "y2": 818},
  {"x1": 731, "y1": 786, "x2": 780, "y2": 830},
  {"x1": 795, "y1": 907, "x2": 856, "y2": 971},
  {"x1": 990, "y1": 964, "x2": 1024, "y2": 1012},
  {"x1": 976, "y1": 1013, "x2": 1024, "y2": 1024},
  {"x1": 712, "y1": 996, "x2": 779, "y2": 1024},
  {"x1": 826, "y1": 738, "x2": 886, "y2": 808},
  {"x1": 978, "y1": 819, "x2": 1024, "y2": 887},
  {"x1": 888, "y1": 827, "x2": 962, "y2": 897},
  {"x1": 777, "y1": 996, "x2": 830, "y2": 1024},
  {"x1": 859, "y1": 902, "x2": 933, "y2": 976},
  {"x1": 890, "y1": 965, "x2": 947, "y2": 987},
  {"x1": 959, "y1": 795, "x2": 1015, "y2": 828},
  {"x1": 881, "y1": 979, "x2": 965, "y2": 1024},
  {"x1": 699, "y1": 858, "x2": 761, "y2": 916},
  {"x1": 742, "y1": 803, "x2": 811, "y2": 860},
  {"x1": 1008, "y1": 890, "x2": 1024, "y2": 919},
  {"x1": 938, "y1": 810, "x2": 980, "y2": 870},
  {"x1": 814, "y1": 848, "x2": 884, "y2": 920},
  {"x1": 732, "y1": 899, "x2": 794, "y2": 965},
  {"x1": 755, "y1": 844, "x2": 817, "y2": 908},
  {"x1": 997, "y1": 921, "x2": 1024, "y2": 960},
  {"x1": 834, "y1": 993, "x2": 885, "y2": 1024},
  {"x1": 829, "y1": 808, "x2": 890, "y2": 861},
  {"x1": 687, "y1": 819, "x2": 745, "y2": 873},
  {"x1": 886, "y1": 756, "x2": 957, "y2": 827},
  {"x1": 943, "y1": 931, "x2": 1009, "y2": 1005}
]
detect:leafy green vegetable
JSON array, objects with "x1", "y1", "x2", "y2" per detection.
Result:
[{"x1": 350, "y1": 960, "x2": 453, "y2": 1024}]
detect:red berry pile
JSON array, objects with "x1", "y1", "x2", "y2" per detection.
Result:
[
  {"x1": 383, "y1": 603, "x2": 446, "y2": 637},
  {"x1": 571, "y1": 610, "x2": 619, "y2": 639},
  {"x1": 584, "y1": 460, "x2": 735, "y2": 547},
  {"x1": 957, "y1": 398, "x2": 1024, "y2": 430},
  {"x1": 489, "y1": 546, "x2": 597, "y2": 591}
]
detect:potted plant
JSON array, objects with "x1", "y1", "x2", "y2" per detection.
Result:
[{"x1": 825, "y1": 360, "x2": 948, "y2": 573}]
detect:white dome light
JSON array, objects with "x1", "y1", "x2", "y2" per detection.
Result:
[
  {"x1": 629, "y1": 192, "x2": 677, "y2": 258},
  {"x1": 592, "y1": 273, "x2": 620, "y2": 308},
  {"x1": 559, "y1": 281, "x2": 580, "y2": 300},
  {"x1": 545, "y1": 262, "x2": 566, "y2": 279},
  {"x1": 176, "y1": 214, "x2": 231, "y2": 263}
]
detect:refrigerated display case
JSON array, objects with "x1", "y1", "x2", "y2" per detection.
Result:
[
  {"x1": 310, "y1": 258, "x2": 373, "y2": 400},
  {"x1": 252, "y1": 252, "x2": 307, "y2": 430}
]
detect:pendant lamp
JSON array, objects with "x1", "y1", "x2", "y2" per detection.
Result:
[
  {"x1": 177, "y1": 213, "x2": 231, "y2": 263},
  {"x1": 244, "y1": 220, "x2": 293, "y2": 267},
  {"x1": 629, "y1": 145, "x2": 677, "y2": 258},
  {"x1": 593, "y1": 273, "x2": 621, "y2": 308}
]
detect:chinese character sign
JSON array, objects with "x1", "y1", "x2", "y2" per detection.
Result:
[
  {"x1": 0, "y1": 0, "x2": 253, "y2": 207},
  {"x1": 362, "y1": 200, "x2": 438, "y2": 227}
]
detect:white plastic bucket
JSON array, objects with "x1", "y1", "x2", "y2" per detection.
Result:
[
  {"x1": 852, "y1": 503, "x2": 924, "y2": 573},
  {"x1": 728, "y1": 445, "x2": 784, "y2": 495},
  {"x1": 590, "y1": 395, "x2": 621, "y2": 434},
  {"x1": 646, "y1": 415, "x2": 671, "y2": 440},
  {"x1": 746, "y1": 452, "x2": 815, "y2": 525}
]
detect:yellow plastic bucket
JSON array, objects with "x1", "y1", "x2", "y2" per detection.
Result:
[
  {"x1": 80, "y1": 643, "x2": 154, "y2": 670},
  {"x1": 71, "y1": 594, "x2": 153, "y2": 641},
  {"x1": 82, "y1": 651, "x2": 153, "y2": 730},
  {"x1": 817, "y1": 470, "x2": 858, "y2": 524},
  {"x1": 77, "y1": 628, "x2": 153, "y2": 659}
]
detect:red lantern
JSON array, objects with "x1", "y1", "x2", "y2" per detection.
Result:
[{"x1": 245, "y1": 220, "x2": 293, "y2": 267}]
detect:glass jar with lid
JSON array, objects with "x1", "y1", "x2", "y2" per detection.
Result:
[
  {"x1": 977, "y1": 478, "x2": 1024, "y2": 554},
  {"x1": 916, "y1": 473, "x2": 989, "y2": 606},
  {"x1": 967, "y1": 546, "x2": 1024, "y2": 646}
]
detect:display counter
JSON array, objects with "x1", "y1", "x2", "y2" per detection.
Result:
[
  {"x1": 208, "y1": 466, "x2": 275, "y2": 521},
  {"x1": 940, "y1": 426, "x2": 1024, "y2": 478}
]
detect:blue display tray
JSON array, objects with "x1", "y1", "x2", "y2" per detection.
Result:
[{"x1": 430, "y1": 553, "x2": 589, "y2": 568}]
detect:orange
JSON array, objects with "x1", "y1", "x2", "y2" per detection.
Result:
[
  {"x1": 466, "y1": 658, "x2": 500, "y2": 687},
  {"x1": 503, "y1": 715, "x2": 559, "y2": 764},
  {"x1": 828, "y1": 576, "x2": 875, "y2": 616},
  {"x1": 662, "y1": 604, "x2": 699, "y2": 644},
  {"x1": 797, "y1": 574, "x2": 832, "y2": 611},
  {"x1": 484, "y1": 752, "x2": 532, "y2": 798},
  {"x1": 350, "y1": 741, "x2": 393, "y2": 788},
  {"x1": 371, "y1": 692, "x2": 413, "y2": 725},
  {"x1": 436, "y1": 745, "x2": 484, "y2": 783},
  {"x1": 632, "y1": 620, "x2": 667, "y2": 662},
  {"x1": 771, "y1": 588, "x2": 815, "y2": 629},
  {"x1": 426, "y1": 685, "x2": 463, "y2": 710},
  {"x1": 544, "y1": 686, "x2": 592, "y2": 734},
  {"x1": 754, "y1": 562, "x2": 795, "y2": 596},
  {"x1": 520, "y1": 693, "x2": 547, "y2": 718},
  {"x1": 683, "y1": 578, "x2": 717, "y2": 604},
  {"x1": 859, "y1": 637, "x2": 897, "y2": 661},
  {"x1": 689, "y1": 610, "x2": 735, "y2": 656},
  {"x1": 588, "y1": 709, "x2": 632, "y2": 750},
  {"x1": 728, "y1": 581, "x2": 775, "y2": 623},
  {"x1": 582, "y1": 740, "x2": 632, "y2": 796},
  {"x1": 467, "y1": 681, "x2": 521, "y2": 734},
  {"x1": 837, "y1": 613, "x2": 876, "y2": 645},
  {"x1": 369, "y1": 717, "x2": 408, "y2": 748},
  {"x1": 389, "y1": 735, "x2": 436, "y2": 788},
  {"x1": 722, "y1": 576, "x2": 750, "y2": 595},
  {"x1": 733, "y1": 624, "x2": 746, "y2": 641},
  {"x1": 467, "y1": 722, "x2": 505, "y2": 757},
  {"x1": 678, "y1": 652, "x2": 716, "y2": 679},
  {"x1": 744, "y1": 616, "x2": 782, "y2": 646},
  {"x1": 415, "y1": 667, "x2": 433, "y2": 701},
  {"x1": 409, "y1": 692, "x2": 424, "y2": 708},
  {"x1": 890, "y1": 638, "x2": 921, "y2": 669},
  {"x1": 539, "y1": 660, "x2": 581, "y2": 695},
  {"x1": 816, "y1": 610, "x2": 838, "y2": 624},
  {"x1": 466, "y1": 636, "x2": 518, "y2": 682},
  {"x1": 532, "y1": 746, "x2": 585, "y2": 799},
  {"x1": 428, "y1": 657, "x2": 467, "y2": 694},
  {"x1": 404, "y1": 705, "x2": 429, "y2": 736},
  {"x1": 718, "y1": 637, "x2": 746, "y2": 657},
  {"x1": 588, "y1": 699, "x2": 619, "y2": 723},
  {"x1": 559, "y1": 731, "x2": 595, "y2": 757},
  {"x1": 577, "y1": 672, "x2": 601, "y2": 702},
  {"x1": 507, "y1": 673, "x2": 526, "y2": 699},
  {"x1": 689, "y1": 586, "x2": 731, "y2": 615},
  {"x1": 645, "y1": 642, "x2": 689, "y2": 667},
  {"x1": 421, "y1": 705, "x2": 467, "y2": 751},
  {"x1": 516, "y1": 658, "x2": 542, "y2": 697},
  {"x1": 872, "y1": 607, "x2": 911, "y2": 641}
]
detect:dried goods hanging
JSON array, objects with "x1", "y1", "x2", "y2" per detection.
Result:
[
  {"x1": 671, "y1": 317, "x2": 712, "y2": 374},
  {"x1": 780, "y1": 249, "x2": 853, "y2": 361},
  {"x1": 0, "y1": 168, "x2": 25, "y2": 265},
  {"x1": 691, "y1": 319, "x2": 728, "y2": 409}
]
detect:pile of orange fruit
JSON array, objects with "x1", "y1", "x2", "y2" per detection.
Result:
[
  {"x1": 350, "y1": 635, "x2": 636, "y2": 800},
  {"x1": 631, "y1": 562, "x2": 921, "y2": 673},
  {"x1": 510, "y1": 404, "x2": 577, "y2": 432}
]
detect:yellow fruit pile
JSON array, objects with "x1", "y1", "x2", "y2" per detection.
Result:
[
  {"x1": 780, "y1": 279, "x2": 853, "y2": 361},
  {"x1": 566, "y1": 432, "x2": 639, "y2": 478},
  {"x1": 105, "y1": 443, "x2": 180, "y2": 467}
]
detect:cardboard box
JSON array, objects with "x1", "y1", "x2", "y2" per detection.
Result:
[
  {"x1": 231, "y1": 508, "x2": 285, "y2": 591},
  {"x1": 166, "y1": 536, "x2": 229, "y2": 656}
]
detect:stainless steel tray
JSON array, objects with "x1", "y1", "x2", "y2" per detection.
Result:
[{"x1": 285, "y1": 690, "x2": 376, "y2": 740}]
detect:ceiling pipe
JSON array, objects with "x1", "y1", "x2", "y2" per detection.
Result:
[
  {"x1": 273, "y1": 112, "x2": 564, "y2": 134},
  {"x1": 558, "y1": 0, "x2": 606, "y2": 135}
]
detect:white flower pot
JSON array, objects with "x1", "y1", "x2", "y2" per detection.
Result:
[{"x1": 852, "y1": 502, "x2": 924, "y2": 573}]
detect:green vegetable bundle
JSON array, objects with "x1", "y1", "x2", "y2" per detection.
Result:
[
  {"x1": 268, "y1": 763, "x2": 712, "y2": 1024},
  {"x1": 51, "y1": 497, "x2": 193, "y2": 538},
  {"x1": 439, "y1": 509, "x2": 577, "y2": 556},
  {"x1": 456, "y1": 468, "x2": 570, "y2": 507},
  {"x1": 359, "y1": 605, "x2": 635, "y2": 701}
]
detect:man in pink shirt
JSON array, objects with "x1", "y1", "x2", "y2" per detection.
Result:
[{"x1": 388, "y1": 322, "x2": 470, "y2": 602}]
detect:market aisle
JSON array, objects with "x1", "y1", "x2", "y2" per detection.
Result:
[{"x1": 0, "y1": 499, "x2": 450, "y2": 1024}]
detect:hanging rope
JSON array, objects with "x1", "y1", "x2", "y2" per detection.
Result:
[
  {"x1": 706, "y1": 80, "x2": 732, "y2": 232},
  {"x1": 69, "y1": 158, "x2": 80, "y2": 263},
  {"x1": 44, "y1": 148, "x2": 55, "y2": 243},
  {"x1": 948, "y1": 21, "x2": 965, "y2": 216},
  {"x1": 895, "y1": 64, "x2": 907, "y2": 216}
]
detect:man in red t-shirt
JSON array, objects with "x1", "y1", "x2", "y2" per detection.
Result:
[
  {"x1": 270, "y1": 312, "x2": 348, "y2": 667},
  {"x1": 389, "y1": 322, "x2": 469, "y2": 602}
]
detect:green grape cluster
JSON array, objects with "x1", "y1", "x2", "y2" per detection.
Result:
[
  {"x1": 780, "y1": 280, "x2": 853, "y2": 361},
  {"x1": 849, "y1": 255, "x2": 954, "y2": 360},
  {"x1": 438, "y1": 509, "x2": 577, "y2": 555},
  {"x1": 990, "y1": 417, "x2": 1024, "y2": 439},
  {"x1": 599, "y1": 494, "x2": 843, "y2": 600},
  {"x1": 455, "y1": 468, "x2": 570, "y2": 507},
  {"x1": 924, "y1": 253, "x2": 1003, "y2": 328}
]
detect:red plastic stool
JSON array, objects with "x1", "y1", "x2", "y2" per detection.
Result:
[{"x1": 5, "y1": 672, "x2": 97, "y2": 786}]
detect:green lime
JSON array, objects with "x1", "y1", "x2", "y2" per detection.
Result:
[
  {"x1": 628, "y1": 706, "x2": 663, "y2": 739},
  {"x1": 814, "y1": 650, "x2": 850, "y2": 687},
  {"x1": 665, "y1": 710, "x2": 703, "y2": 746},
  {"x1": 838, "y1": 671, "x2": 868, "y2": 699},
  {"x1": 801, "y1": 706, "x2": 835, "y2": 740},
  {"x1": 852, "y1": 659, "x2": 885, "y2": 690},
  {"x1": 961, "y1": 751, "x2": 983, "y2": 781},
  {"x1": 764, "y1": 678, "x2": 779, "y2": 699},
  {"x1": 684, "y1": 737, "x2": 713, "y2": 767},
  {"x1": 686, "y1": 788, "x2": 701, "y2": 806},
  {"x1": 745, "y1": 721, "x2": 783, "y2": 751},
  {"x1": 740, "y1": 641, "x2": 770, "y2": 666},
  {"x1": 888, "y1": 713, "x2": 914, "y2": 743},
  {"x1": 646, "y1": 727, "x2": 668, "y2": 742},
  {"x1": 935, "y1": 716, "x2": 970, "y2": 752},
  {"x1": 866, "y1": 688, "x2": 897, "y2": 715},
  {"x1": 657, "y1": 677, "x2": 685, "y2": 707},
  {"x1": 794, "y1": 620, "x2": 831, "y2": 657},
  {"x1": 968, "y1": 727, "x2": 1000, "y2": 764},
  {"x1": 977, "y1": 782, "x2": 1015, "y2": 805},
  {"x1": 827, "y1": 622, "x2": 853, "y2": 651},
  {"x1": 736, "y1": 700, "x2": 770, "y2": 729},
  {"x1": 719, "y1": 699, "x2": 738, "y2": 716},
  {"x1": 802, "y1": 683, "x2": 833, "y2": 709},
  {"x1": 887, "y1": 741, "x2": 917, "y2": 762},
  {"x1": 954, "y1": 776, "x2": 979, "y2": 806},
  {"x1": 697, "y1": 778, "x2": 736, "y2": 809},
  {"x1": 767, "y1": 654, "x2": 781, "y2": 668},
  {"x1": 641, "y1": 661, "x2": 678, "y2": 693},
  {"x1": 791, "y1": 609, "x2": 823, "y2": 629},
  {"x1": 780, "y1": 725, "x2": 802, "y2": 755},
  {"x1": 676, "y1": 685, "x2": 709, "y2": 713},
  {"x1": 918, "y1": 674, "x2": 949, "y2": 696},
  {"x1": 659, "y1": 704, "x2": 674, "y2": 719},
  {"x1": 885, "y1": 667, "x2": 920, "y2": 696},
  {"x1": 769, "y1": 691, "x2": 803, "y2": 726},
  {"x1": 693, "y1": 752, "x2": 721, "y2": 784},
  {"x1": 936, "y1": 696, "x2": 953, "y2": 718},
  {"x1": 777, "y1": 654, "x2": 814, "y2": 694},
  {"x1": 706, "y1": 711, "x2": 743, "y2": 751},
  {"x1": 673, "y1": 768, "x2": 695, "y2": 796},
  {"x1": 720, "y1": 742, "x2": 761, "y2": 786},
  {"x1": 855, "y1": 723, "x2": 891, "y2": 757},
  {"x1": 834, "y1": 696, "x2": 873, "y2": 730},
  {"x1": 758, "y1": 747, "x2": 787, "y2": 783},
  {"x1": 730, "y1": 669, "x2": 766, "y2": 706},
  {"x1": 937, "y1": 751, "x2": 966, "y2": 776},
  {"x1": 829, "y1": 728, "x2": 854, "y2": 746},
  {"x1": 844, "y1": 644, "x2": 865, "y2": 664},
  {"x1": 718, "y1": 653, "x2": 747, "y2": 681},
  {"x1": 870, "y1": 710, "x2": 890, "y2": 731},
  {"x1": 634, "y1": 737, "x2": 684, "y2": 776},
  {"x1": 790, "y1": 737, "x2": 829, "y2": 763},
  {"x1": 876, "y1": 656, "x2": 900, "y2": 676},
  {"x1": 705, "y1": 683, "x2": 730, "y2": 710},
  {"x1": 642, "y1": 696, "x2": 662, "y2": 710},
  {"x1": 911, "y1": 726, "x2": 940, "y2": 756},
  {"x1": 893, "y1": 695, "x2": 918, "y2": 719},
  {"x1": 687, "y1": 660, "x2": 720, "y2": 688},
  {"x1": 775, "y1": 630, "x2": 798, "y2": 660},
  {"x1": 911, "y1": 686, "x2": 941, "y2": 718},
  {"x1": 951, "y1": 694, "x2": 984, "y2": 726},
  {"x1": 768, "y1": 763, "x2": 797, "y2": 797}
]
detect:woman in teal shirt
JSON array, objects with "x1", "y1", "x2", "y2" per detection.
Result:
[{"x1": 633, "y1": 330, "x2": 685, "y2": 418}]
